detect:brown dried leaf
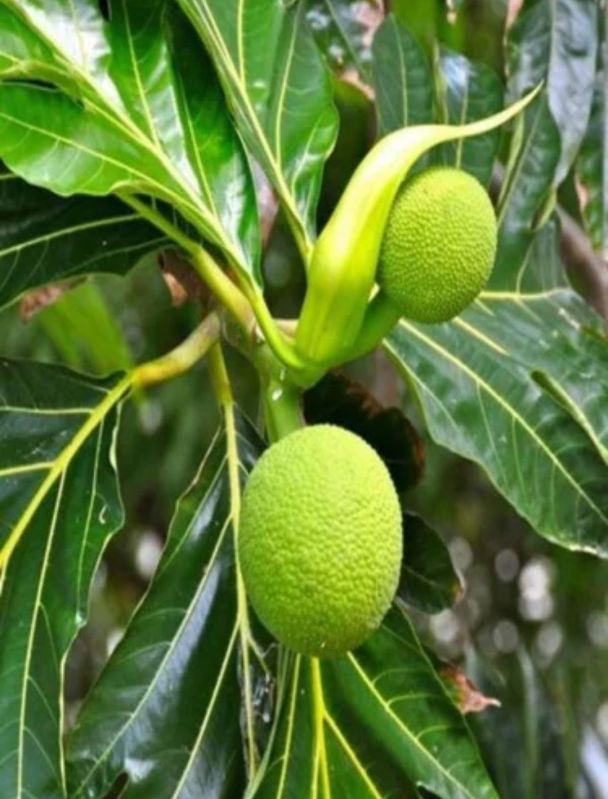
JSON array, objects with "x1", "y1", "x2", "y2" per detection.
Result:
[
  {"x1": 441, "y1": 665, "x2": 501, "y2": 715},
  {"x1": 158, "y1": 250, "x2": 209, "y2": 307},
  {"x1": 340, "y1": 67, "x2": 375, "y2": 101},
  {"x1": 506, "y1": 0, "x2": 525, "y2": 29}
]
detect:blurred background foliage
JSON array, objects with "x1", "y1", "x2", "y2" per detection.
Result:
[{"x1": 1, "y1": 0, "x2": 607, "y2": 796}]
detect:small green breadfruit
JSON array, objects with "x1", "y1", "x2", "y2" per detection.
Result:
[
  {"x1": 378, "y1": 166, "x2": 497, "y2": 323},
  {"x1": 239, "y1": 424, "x2": 403, "y2": 656}
]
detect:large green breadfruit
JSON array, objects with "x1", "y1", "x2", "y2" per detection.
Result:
[
  {"x1": 239, "y1": 424, "x2": 403, "y2": 657},
  {"x1": 378, "y1": 166, "x2": 497, "y2": 323}
]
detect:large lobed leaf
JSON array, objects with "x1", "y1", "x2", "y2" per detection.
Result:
[
  {"x1": 386, "y1": 288, "x2": 608, "y2": 555},
  {"x1": 372, "y1": 15, "x2": 433, "y2": 136},
  {"x1": 371, "y1": 15, "x2": 502, "y2": 184},
  {"x1": 306, "y1": 0, "x2": 380, "y2": 85},
  {"x1": 174, "y1": 0, "x2": 338, "y2": 261},
  {"x1": 398, "y1": 513, "x2": 463, "y2": 614},
  {"x1": 0, "y1": 0, "x2": 260, "y2": 281},
  {"x1": 0, "y1": 360, "x2": 128, "y2": 798},
  {"x1": 67, "y1": 399, "x2": 491, "y2": 798},
  {"x1": 435, "y1": 49, "x2": 503, "y2": 187},
  {"x1": 576, "y1": 28, "x2": 607, "y2": 257}
]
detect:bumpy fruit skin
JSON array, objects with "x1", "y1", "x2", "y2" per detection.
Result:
[
  {"x1": 378, "y1": 166, "x2": 497, "y2": 323},
  {"x1": 239, "y1": 425, "x2": 402, "y2": 656}
]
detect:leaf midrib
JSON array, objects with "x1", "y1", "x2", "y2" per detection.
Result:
[
  {"x1": 183, "y1": 0, "x2": 312, "y2": 252},
  {"x1": 0, "y1": 374, "x2": 131, "y2": 571}
]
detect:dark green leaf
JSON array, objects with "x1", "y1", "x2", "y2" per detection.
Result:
[
  {"x1": 496, "y1": 0, "x2": 598, "y2": 283},
  {"x1": 67, "y1": 411, "x2": 268, "y2": 799},
  {"x1": 385, "y1": 289, "x2": 608, "y2": 555},
  {"x1": 435, "y1": 49, "x2": 503, "y2": 186},
  {"x1": 372, "y1": 15, "x2": 434, "y2": 136},
  {"x1": 35, "y1": 282, "x2": 135, "y2": 375},
  {"x1": 494, "y1": 95, "x2": 560, "y2": 285},
  {"x1": 577, "y1": 65, "x2": 608, "y2": 255},
  {"x1": 471, "y1": 288, "x2": 608, "y2": 465},
  {"x1": 0, "y1": 360, "x2": 128, "y2": 798},
  {"x1": 0, "y1": 168, "x2": 164, "y2": 309},
  {"x1": 508, "y1": 0, "x2": 598, "y2": 185},
  {"x1": 510, "y1": 215, "x2": 565, "y2": 294},
  {"x1": 251, "y1": 607, "x2": 497, "y2": 799},
  {"x1": 306, "y1": 0, "x2": 380, "y2": 83},
  {"x1": 399, "y1": 513, "x2": 463, "y2": 614},
  {"x1": 466, "y1": 650, "x2": 576, "y2": 799},
  {"x1": 175, "y1": 0, "x2": 339, "y2": 259},
  {"x1": 303, "y1": 371, "x2": 425, "y2": 492}
]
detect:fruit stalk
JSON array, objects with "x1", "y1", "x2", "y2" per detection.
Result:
[{"x1": 263, "y1": 379, "x2": 304, "y2": 442}]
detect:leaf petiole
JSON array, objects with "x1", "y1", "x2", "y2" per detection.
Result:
[
  {"x1": 119, "y1": 193, "x2": 310, "y2": 375},
  {"x1": 133, "y1": 313, "x2": 221, "y2": 388}
]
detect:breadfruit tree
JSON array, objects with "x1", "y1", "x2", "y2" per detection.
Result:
[{"x1": 0, "y1": 1, "x2": 606, "y2": 798}]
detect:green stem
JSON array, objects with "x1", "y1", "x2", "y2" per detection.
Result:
[
  {"x1": 119, "y1": 193, "x2": 310, "y2": 375},
  {"x1": 190, "y1": 248, "x2": 255, "y2": 332},
  {"x1": 133, "y1": 313, "x2": 221, "y2": 388},
  {"x1": 120, "y1": 194, "x2": 253, "y2": 326},
  {"x1": 245, "y1": 287, "x2": 309, "y2": 372},
  {"x1": 263, "y1": 378, "x2": 304, "y2": 442}
]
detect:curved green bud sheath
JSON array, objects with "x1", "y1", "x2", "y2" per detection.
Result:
[
  {"x1": 295, "y1": 86, "x2": 542, "y2": 367},
  {"x1": 347, "y1": 291, "x2": 402, "y2": 362}
]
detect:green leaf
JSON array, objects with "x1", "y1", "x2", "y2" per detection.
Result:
[
  {"x1": 495, "y1": 106, "x2": 559, "y2": 285},
  {"x1": 467, "y1": 650, "x2": 575, "y2": 799},
  {"x1": 385, "y1": 288, "x2": 608, "y2": 555},
  {"x1": 435, "y1": 48, "x2": 504, "y2": 186},
  {"x1": 0, "y1": 360, "x2": 128, "y2": 799},
  {"x1": 496, "y1": 0, "x2": 598, "y2": 282},
  {"x1": 66, "y1": 398, "x2": 490, "y2": 798},
  {"x1": 250, "y1": 607, "x2": 496, "y2": 799},
  {"x1": 577, "y1": 65, "x2": 608, "y2": 256},
  {"x1": 36, "y1": 281, "x2": 135, "y2": 375},
  {"x1": 175, "y1": 0, "x2": 339, "y2": 260},
  {"x1": 0, "y1": 167, "x2": 164, "y2": 309},
  {"x1": 0, "y1": 1, "x2": 259, "y2": 281},
  {"x1": 399, "y1": 513, "x2": 463, "y2": 614},
  {"x1": 510, "y1": 214, "x2": 564, "y2": 294},
  {"x1": 473, "y1": 288, "x2": 608, "y2": 466},
  {"x1": 370, "y1": 18, "x2": 503, "y2": 185},
  {"x1": 307, "y1": 0, "x2": 379, "y2": 83},
  {"x1": 67, "y1": 410, "x2": 268, "y2": 798},
  {"x1": 507, "y1": 0, "x2": 598, "y2": 185},
  {"x1": 372, "y1": 15, "x2": 433, "y2": 136}
]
